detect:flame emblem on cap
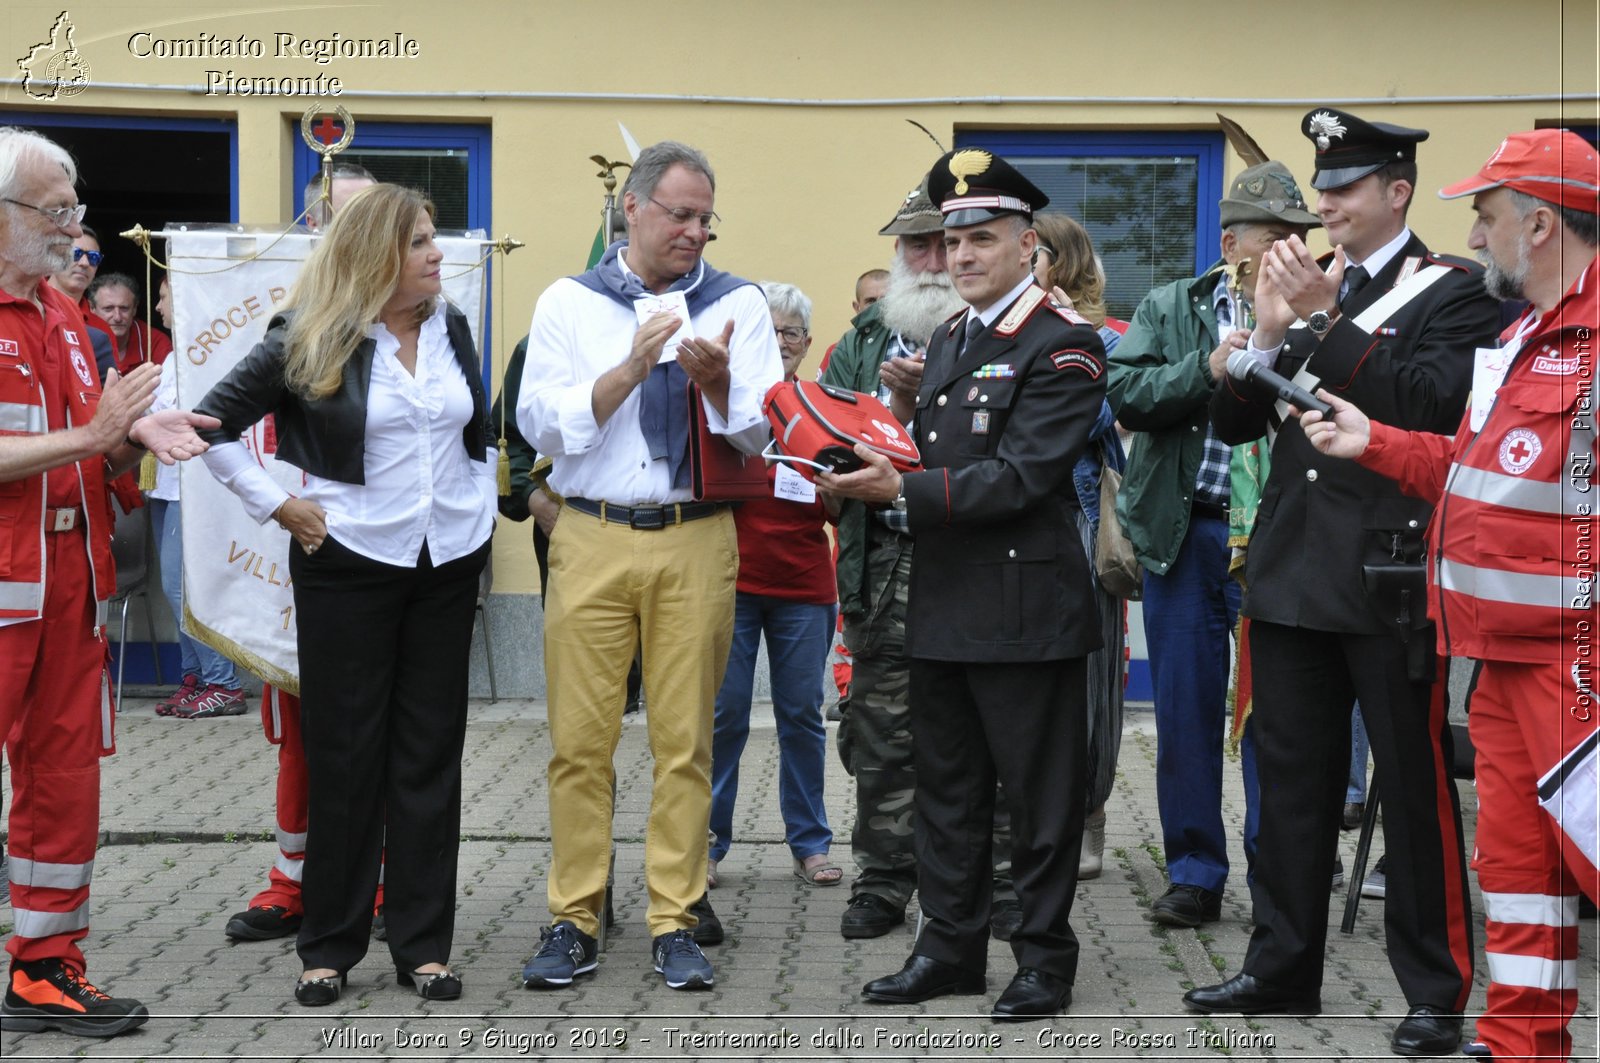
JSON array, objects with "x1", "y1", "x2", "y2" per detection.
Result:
[
  {"x1": 1307, "y1": 111, "x2": 1347, "y2": 151},
  {"x1": 948, "y1": 149, "x2": 992, "y2": 196}
]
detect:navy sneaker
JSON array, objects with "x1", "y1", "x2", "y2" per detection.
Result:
[
  {"x1": 522, "y1": 921, "x2": 597, "y2": 988},
  {"x1": 651, "y1": 929, "x2": 713, "y2": 990}
]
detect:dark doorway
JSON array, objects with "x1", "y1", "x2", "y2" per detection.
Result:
[{"x1": 1, "y1": 113, "x2": 234, "y2": 318}]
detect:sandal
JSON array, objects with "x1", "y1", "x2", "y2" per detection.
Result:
[
  {"x1": 794, "y1": 854, "x2": 843, "y2": 887},
  {"x1": 707, "y1": 858, "x2": 719, "y2": 890}
]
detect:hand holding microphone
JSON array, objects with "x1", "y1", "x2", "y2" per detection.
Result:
[{"x1": 1225, "y1": 348, "x2": 1334, "y2": 420}]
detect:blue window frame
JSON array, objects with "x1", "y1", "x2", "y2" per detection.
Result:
[
  {"x1": 954, "y1": 130, "x2": 1226, "y2": 321},
  {"x1": 292, "y1": 119, "x2": 492, "y2": 232}
]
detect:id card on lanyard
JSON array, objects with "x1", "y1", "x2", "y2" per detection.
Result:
[{"x1": 1469, "y1": 313, "x2": 1540, "y2": 434}]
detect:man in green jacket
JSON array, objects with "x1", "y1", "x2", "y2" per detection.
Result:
[
  {"x1": 819, "y1": 177, "x2": 1019, "y2": 939},
  {"x1": 1107, "y1": 161, "x2": 1317, "y2": 928}
]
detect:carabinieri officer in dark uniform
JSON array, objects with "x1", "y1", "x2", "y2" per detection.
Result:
[
  {"x1": 1184, "y1": 109, "x2": 1499, "y2": 1057},
  {"x1": 819, "y1": 149, "x2": 1106, "y2": 1022}
]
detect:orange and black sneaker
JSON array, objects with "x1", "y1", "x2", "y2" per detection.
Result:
[{"x1": 1, "y1": 958, "x2": 149, "y2": 1037}]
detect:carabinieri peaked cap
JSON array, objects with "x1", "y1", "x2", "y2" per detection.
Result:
[
  {"x1": 1302, "y1": 107, "x2": 1429, "y2": 191},
  {"x1": 926, "y1": 148, "x2": 1049, "y2": 228}
]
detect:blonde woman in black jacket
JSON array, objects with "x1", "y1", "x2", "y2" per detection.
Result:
[{"x1": 198, "y1": 184, "x2": 495, "y2": 1006}]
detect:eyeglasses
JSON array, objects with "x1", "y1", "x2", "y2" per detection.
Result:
[
  {"x1": 649, "y1": 196, "x2": 719, "y2": 232},
  {"x1": 2, "y1": 198, "x2": 87, "y2": 229},
  {"x1": 1031, "y1": 245, "x2": 1057, "y2": 267},
  {"x1": 774, "y1": 326, "x2": 809, "y2": 345},
  {"x1": 72, "y1": 247, "x2": 103, "y2": 266}
]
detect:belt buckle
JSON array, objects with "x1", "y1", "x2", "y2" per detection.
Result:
[
  {"x1": 51, "y1": 508, "x2": 78, "y2": 532},
  {"x1": 630, "y1": 506, "x2": 666, "y2": 531}
]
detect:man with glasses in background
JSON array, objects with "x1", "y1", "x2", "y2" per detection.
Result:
[{"x1": 516, "y1": 140, "x2": 781, "y2": 992}]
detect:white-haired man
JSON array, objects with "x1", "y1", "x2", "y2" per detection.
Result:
[{"x1": 0, "y1": 127, "x2": 216, "y2": 1038}]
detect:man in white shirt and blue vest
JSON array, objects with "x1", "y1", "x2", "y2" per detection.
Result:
[{"x1": 516, "y1": 140, "x2": 782, "y2": 992}]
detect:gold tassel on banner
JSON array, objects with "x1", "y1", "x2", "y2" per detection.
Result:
[
  {"x1": 496, "y1": 437, "x2": 511, "y2": 495},
  {"x1": 137, "y1": 450, "x2": 157, "y2": 491}
]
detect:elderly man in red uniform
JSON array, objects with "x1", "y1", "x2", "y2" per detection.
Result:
[
  {"x1": 1304, "y1": 128, "x2": 1599, "y2": 1063},
  {"x1": 0, "y1": 127, "x2": 217, "y2": 1038}
]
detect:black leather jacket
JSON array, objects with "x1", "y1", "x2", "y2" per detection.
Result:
[{"x1": 196, "y1": 305, "x2": 493, "y2": 484}]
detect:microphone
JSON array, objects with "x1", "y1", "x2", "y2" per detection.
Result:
[{"x1": 1225, "y1": 348, "x2": 1334, "y2": 420}]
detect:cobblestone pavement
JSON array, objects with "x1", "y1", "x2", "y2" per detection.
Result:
[{"x1": 1, "y1": 697, "x2": 1594, "y2": 1060}]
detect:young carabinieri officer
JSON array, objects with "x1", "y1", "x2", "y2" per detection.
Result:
[
  {"x1": 1186, "y1": 109, "x2": 1499, "y2": 1057},
  {"x1": 820, "y1": 150, "x2": 1106, "y2": 1022}
]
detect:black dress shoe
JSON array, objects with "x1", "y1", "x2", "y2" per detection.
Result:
[
  {"x1": 862, "y1": 955, "x2": 984, "y2": 1004},
  {"x1": 1390, "y1": 1006, "x2": 1462, "y2": 1056},
  {"x1": 989, "y1": 900, "x2": 1023, "y2": 942},
  {"x1": 689, "y1": 894, "x2": 723, "y2": 946},
  {"x1": 1150, "y1": 883, "x2": 1222, "y2": 928},
  {"x1": 992, "y1": 967, "x2": 1072, "y2": 1021},
  {"x1": 1182, "y1": 972, "x2": 1320, "y2": 1015}
]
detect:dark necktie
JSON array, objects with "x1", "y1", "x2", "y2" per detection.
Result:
[
  {"x1": 1341, "y1": 265, "x2": 1371, "y2": 306},
  {"x1": 959, "y1": 314, "x2": 983, "y2": 357}
]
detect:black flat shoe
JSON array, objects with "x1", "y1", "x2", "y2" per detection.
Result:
[
  {"x1": 294, "y1": 971, "x2": 345, "y2": 1007},
  {"x1": 396, "y1": 967, "x2": 462, "y2": 1001}
]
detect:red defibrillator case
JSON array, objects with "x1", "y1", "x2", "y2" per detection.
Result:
[{"x1": 763, "y1": 380, "x2": 922, "y2": 481}]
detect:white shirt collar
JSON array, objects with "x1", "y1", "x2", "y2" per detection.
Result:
[
  {"x1": 971, "y1": 274, "x2": 1038, "y2": 329},
  {"x1": 1347, "y1": 226, "x2": 1412, "y2": 280}
]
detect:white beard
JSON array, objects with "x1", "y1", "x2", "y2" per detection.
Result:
[{"x1": 877, "y1": 255, "x2": 964, "y2": 348}]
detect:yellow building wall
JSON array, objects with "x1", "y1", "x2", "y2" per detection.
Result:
[{"x1": 5, "y1": 0, "x2": 1596, "y2": 593}]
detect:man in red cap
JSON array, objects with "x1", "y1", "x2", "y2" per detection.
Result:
[{"x1": 1302, "y1": 127, "x2": 1599, "y2": 1063}]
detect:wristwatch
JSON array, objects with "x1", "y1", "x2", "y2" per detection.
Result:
[{"x1": 1307, "y1": 308, "x2": 1336, "y2": 336}]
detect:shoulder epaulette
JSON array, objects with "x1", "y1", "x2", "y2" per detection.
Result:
[{"x1": 994, "y1": 285, "x2": 1047, "y2": 337}]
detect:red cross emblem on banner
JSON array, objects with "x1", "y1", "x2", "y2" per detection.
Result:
[{"x1": 310, "y1": 116, "x2": 344, "y2": 145}]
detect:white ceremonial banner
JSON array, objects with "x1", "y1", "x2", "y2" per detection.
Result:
[{"x1": 169, "y1": 227, "x2": 490, "y2": 693}]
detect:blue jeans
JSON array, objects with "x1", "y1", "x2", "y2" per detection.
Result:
[
  {"x1": 149, "y1": 498, "x2": 240, "y2": 688},
  {"x1": 1347, "y1": 703, "x2": 1369, "y2": 802},
  {"x1": 1143, "y1": 514, "x2": 1258, "y2": 894},
  {"x1": 709, "y1": 593, "x2": 835, "y2": 862}
]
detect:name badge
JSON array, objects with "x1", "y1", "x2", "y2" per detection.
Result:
[{"x1": 773, "y1": 462, "x2": 816, "y2": 503}]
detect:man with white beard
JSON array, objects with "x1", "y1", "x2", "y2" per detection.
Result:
[{"x1": 819, "y1": 177, "x2": 1019, "y2": 940}]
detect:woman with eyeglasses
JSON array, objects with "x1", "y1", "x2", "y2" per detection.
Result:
[
  {"x1": 705, "y1": 282, "x2": 840, "y2": 891},
  {"x1": 196, "y1": 184, "x2": 495, "y2": 1006},
  {"x1": 1030, "y1": 212, "x2": 1129, "y2": 883}
]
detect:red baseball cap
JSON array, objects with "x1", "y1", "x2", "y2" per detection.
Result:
[{"x1": 1439, "y1": 129, "x2": 1599, "y2": 214}]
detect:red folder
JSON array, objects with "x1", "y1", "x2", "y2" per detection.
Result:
[{"x1": 688, "y1": 384, "x2": 769, "y2": 501}]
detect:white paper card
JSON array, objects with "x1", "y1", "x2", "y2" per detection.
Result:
[
  {"x1": 1537, "y1": 726, "x2": 1600, "y2": 870},
  {"x1": 772, "y1": 463, "x2": 816, "y2": 503},
  {"x1": 1470, "y1": 345, "x2": 1514, "y2": 433},
  {"x1": 634, "y1": 291, "x2": 693, "y2": 363}
]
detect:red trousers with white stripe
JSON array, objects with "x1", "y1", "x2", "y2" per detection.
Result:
[
  {"x1": 1469, "y1": 660, "x2": 1600, "y2": 1063},
  {"x1": 0, "y1": 530, "x2": 108, "y2": 970},
  {"x1": 247, "y1": 687, "x2": 383, "y2": 914},
  {"x1": 248, "y1": 687, "x2": 308, "y2": 914}
]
